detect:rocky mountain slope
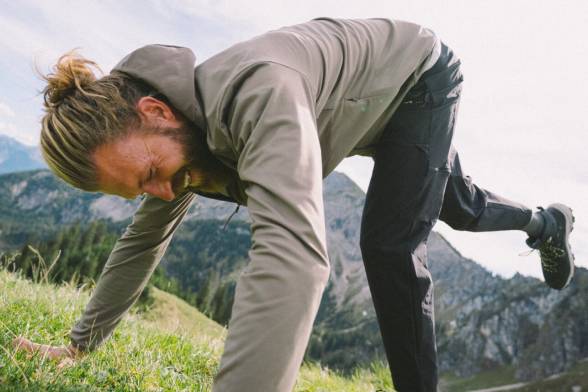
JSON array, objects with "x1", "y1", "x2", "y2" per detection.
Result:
[
  {"x1": 430, "y1": 234, "x2": 588, "y2": 381},
  {"x1": 0, "y1": 135, "x2": 46, "y2": 175},
  {"x1": 0, "y1": 168, "x2": 586, "y2": 383}
]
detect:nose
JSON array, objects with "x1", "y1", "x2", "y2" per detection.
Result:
[{"x1": 142, "y1": 180, "x2": 175, "y2": 201}]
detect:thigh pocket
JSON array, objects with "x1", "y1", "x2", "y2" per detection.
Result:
[
  {"x1": 414, "y1": 160, "x2": 452, "y2": 226},
  {"x1": 373, "y1": 141, "x2": 430, "y2": 217}
]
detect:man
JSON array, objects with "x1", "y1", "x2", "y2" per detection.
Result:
[{"x1": 13, "y1": 17, "x2": 575, "y2": 392}]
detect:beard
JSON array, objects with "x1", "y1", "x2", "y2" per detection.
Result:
[{"x1": 146, "y1": 121, "x2": 232, "y2": 196}]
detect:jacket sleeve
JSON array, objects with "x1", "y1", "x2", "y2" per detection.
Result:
[
  {"x1": 69, "y1": 191, "x2": 196, "y2": 351},
  {"x1": 212, "y1": 63, "x2": 331, "y2": 392}
]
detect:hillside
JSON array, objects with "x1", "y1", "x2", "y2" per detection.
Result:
[
  {"x1": 0, "y1": 269, "x2": 395, "y2": 391},
  {"x1": 2, "y1": 169, "x2": 588, "y2": 389}
]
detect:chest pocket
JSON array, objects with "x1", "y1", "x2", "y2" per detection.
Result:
[{"x1": 333, "y1": 88, "x2": 400, "y2": 147}]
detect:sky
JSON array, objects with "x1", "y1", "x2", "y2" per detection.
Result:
[{"x1": 0, "y1": 0, "x2": 586, "y2": 279}]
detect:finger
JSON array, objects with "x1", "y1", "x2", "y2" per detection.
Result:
[
  {"x1": 57, "y1": 357, "x2": 75, "y2": 370},
  {"x1": 13, "y1": 337, "x2": 47, "y2": 353},
  {"x1": 12, "y1": 337, "x2": 60, "y2": 360},
  {"x1": 13, "y1": 337, "x2": 40, "y2": 354},
  {"x1": 12, "y1": 337, "x2": 31, "y2": 351},
  {"x1": 35, "y1": 344, "x2": 54, "y2": 359},
  {"x1": 45, "y1": 347, "x2": 69, "y2": 361}
]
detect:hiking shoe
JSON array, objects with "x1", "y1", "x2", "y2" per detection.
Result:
[{"x1": 526, "y1": 203, "x2": 575, "y2": 290}]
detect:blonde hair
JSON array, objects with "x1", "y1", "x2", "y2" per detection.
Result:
[{"x1": 39, "y1": 49, "x2": 157, "y2": 191}]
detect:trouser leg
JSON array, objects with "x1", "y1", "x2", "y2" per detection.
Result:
[
  {"x1": 439, "y1": 146, "x2": 533, "y2": 231},
  {"x1": 360, "y1": 42, "x2": 462, "y2": 392}
]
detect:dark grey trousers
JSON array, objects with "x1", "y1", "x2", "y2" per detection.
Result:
[{"x1": 359, "y1": 42, "x2": 532, "y2": 392}]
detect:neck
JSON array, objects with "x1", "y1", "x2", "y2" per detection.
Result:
[{"x1": 200, "y1": 159, "x2": 235, "y2": 194}]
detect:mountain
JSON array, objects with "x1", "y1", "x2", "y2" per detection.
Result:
[
  {"x1": 1, "y1": 168, "x2": 587, "y2": 387},
  {"x1": 0, "y1": 135, "x2": 46, "y2": 174},
  {"x1": 429, "y1": 234, "x2": 588, "y2": 381},
  {"x1": 0, "y1": 169, "x2": 139, "y2": 249}
]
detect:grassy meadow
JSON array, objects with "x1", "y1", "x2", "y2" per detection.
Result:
[{"x1": 0, "y1": 268, "x2": 395, "y2": 391}]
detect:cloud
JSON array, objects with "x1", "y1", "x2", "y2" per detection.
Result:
[
  {"x1": 0, "y1": 101, "x2": 16, "y2": 118},
  {"x1": 0, "y1": 122, "x2": 37, "y2": 145},
  {"x1": 0, "y1": 0, "x2": 179, "y2": 70},
  {"x1": 0, "y1": 101, "x2": 24, "y2": 143},
  {"x1": 153, "y1": 0, "x2": 428, "y2": 33}
]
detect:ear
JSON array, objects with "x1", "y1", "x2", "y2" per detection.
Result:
[{"x1": 136, "y1": 96, "x2": 181, "y2": 128}]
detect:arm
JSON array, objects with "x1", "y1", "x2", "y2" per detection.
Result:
[
  {"x1": 212, "y1": 64, "x2": 331, "y2": 392},
  {"x1": 69, "y1": 191, "x2": 196, "y2": 351}
]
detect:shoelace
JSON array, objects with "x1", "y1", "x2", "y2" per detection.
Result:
[
  {"x1": 519, "y1": 236, "x2": 565, "y2": 260},
  {"x1": 518, "y1": 248, "x2": 536, "y2": 257},
  {"x1": 538, "y1": 237, "x2": 566, "y2": 273}
]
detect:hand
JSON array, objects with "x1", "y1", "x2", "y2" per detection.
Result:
[{"x1": 12, "y1": 336, "x2": 85, "y2": 369}]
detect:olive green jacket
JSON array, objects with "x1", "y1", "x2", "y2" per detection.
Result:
[{"x1": 70, "y1": 17, "x2": 440, "y2": 391}]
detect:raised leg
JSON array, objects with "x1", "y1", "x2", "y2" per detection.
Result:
[{"x1": 439, "y1": 146, "x2": 533, "y2": 232}]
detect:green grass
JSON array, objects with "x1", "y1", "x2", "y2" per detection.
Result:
[
  {"x1": 439, "y1": 360, "x2": 588, "y2": 392},
  {"x1": 0, "y1": 270, "x2": 394, "y2": 391},
  {"x1": 512, "y1": 359, "x2": 588, "y2": 392}
]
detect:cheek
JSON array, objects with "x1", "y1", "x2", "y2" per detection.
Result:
[
  {"x1": 159, "y1": 151, "x2": 191, "y2": 187},
  {"x1": 163, "y1": 158, "x2": 186, "y2": 178}
]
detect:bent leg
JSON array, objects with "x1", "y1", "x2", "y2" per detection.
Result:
[
  {"x1": 439, "y1": 146, "x2": 533, "y2": 232},
  {"x1": 360, "y1": 150, "x2": 442, "y2": 392}
]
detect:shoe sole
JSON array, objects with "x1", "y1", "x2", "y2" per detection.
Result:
[{"x1": 548, "y1": 203, "x2": 575, "y2": 289}]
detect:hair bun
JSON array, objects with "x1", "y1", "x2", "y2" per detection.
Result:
[{"x1": 42, "y1": 49, "x2": 102, "y2": 109}]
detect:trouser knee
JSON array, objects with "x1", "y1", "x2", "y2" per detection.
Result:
[{"x1": 439, "y1": 174, "x2": 486, "y2": 231}]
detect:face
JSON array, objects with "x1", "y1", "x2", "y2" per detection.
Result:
[{"x1": 93, "y1": 124, "x2": 216, "y2": 201}]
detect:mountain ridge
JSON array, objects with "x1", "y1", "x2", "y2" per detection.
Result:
[{"x1": 0, "y1": 135, "x2": 46, "y2": 175}]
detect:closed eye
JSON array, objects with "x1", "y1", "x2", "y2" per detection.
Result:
[{"x1": 139, "y1": 166, "x2": 155, "y2": 190}]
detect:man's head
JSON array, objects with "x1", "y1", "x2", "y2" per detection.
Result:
[{"x1": 40, "y1": 50, "x2": 220, "y2": 201}]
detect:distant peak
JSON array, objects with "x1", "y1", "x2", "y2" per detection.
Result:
[{"x1": 0, "y1": 134, "x2": 36, "y2": 147}]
